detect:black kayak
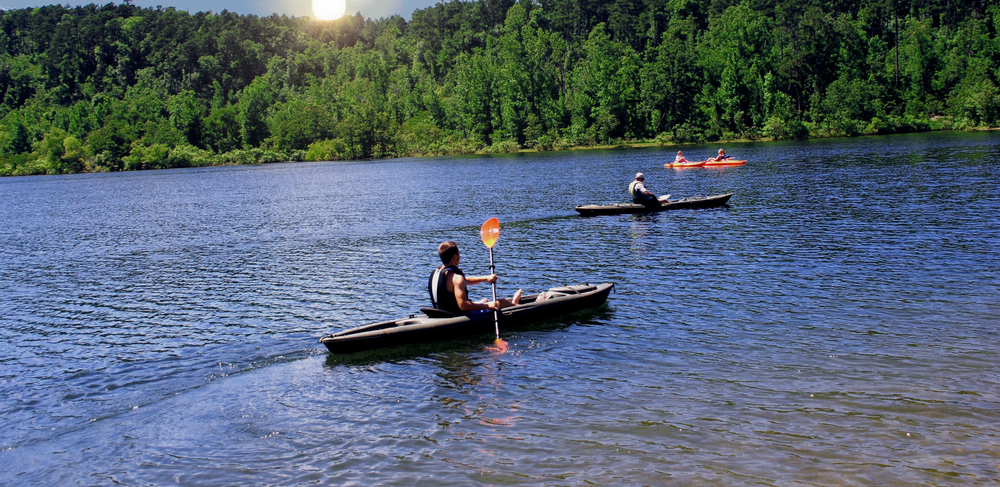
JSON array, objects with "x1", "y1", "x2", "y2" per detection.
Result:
[
  {"x1": 575, "y1": 193, "x2": 732, "y2": 216},
  {"x1": 320, "y1": 283, "x2": 614, "y2": 353}
]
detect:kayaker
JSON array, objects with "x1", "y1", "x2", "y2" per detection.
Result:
[
  {"x1": 709, "y1": 148, "x2": 728, "y2": 162},
  {"x1": 629, "y1": 173, "x2": 669, "y2": 206},
  {"x1": 674, "y1": 151, "x2": 688, "y2": 163},
  {"x1": 429, "y1": 241, "x2": 521, "y2": 315}
]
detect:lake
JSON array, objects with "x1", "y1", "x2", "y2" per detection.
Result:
[{"x1": 1, "y1": 131, "x2": 998, "y2": 485}]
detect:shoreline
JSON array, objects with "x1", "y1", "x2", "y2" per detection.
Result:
[
  {"x1": 3, "y1": 126, "x2": 997, "y2": 178},
  {"x1": 429, "y1": 125, "x2": 1000, "y2": 159}
]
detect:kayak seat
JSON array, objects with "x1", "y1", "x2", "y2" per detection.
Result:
[
  {"x1": 421, "y1": 308, "x2": 460, "y2": 318},
  {"x1": 546, "y1": 284, "x2": 592, "y2": 295}
]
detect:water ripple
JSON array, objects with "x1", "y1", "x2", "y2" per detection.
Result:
[{"x1": 1, "y1": 132, "x2": 999, "y2": 484}]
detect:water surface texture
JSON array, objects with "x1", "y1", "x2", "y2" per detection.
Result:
[{"x1": 2, "y1": 132, "x2": 999, "y2": 485}]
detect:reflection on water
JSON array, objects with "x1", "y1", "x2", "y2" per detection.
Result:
[{"x1": 1, "y1": 132, "x2": 999, "y2": 485}]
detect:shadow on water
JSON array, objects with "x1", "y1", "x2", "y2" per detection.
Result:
[
  {"x1": 616, "y1": 204, "x2": 731, "y2": 223},
  {"x1": 323, "y1": 306, "x2": 614, "y2": 367},
  {"x1": 323, "y1": 336, "x2": 491, "y2": 367}
]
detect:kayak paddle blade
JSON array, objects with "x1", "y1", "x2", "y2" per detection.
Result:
[
  {"x1": 480, "y1": 218, "x2": 500, "y2": 249},
  {"x1": 490, "y1": 338, "x2": 509, "y2": 353}
]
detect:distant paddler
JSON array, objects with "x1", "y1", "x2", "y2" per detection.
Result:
[
  {"x1": 709, "y1": 148, "x2": 729, "y2": 162},
  {"x1": 628, "y1": 172, "x2": 670, "y2": 206}
]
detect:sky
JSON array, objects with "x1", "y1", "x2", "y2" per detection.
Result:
[{"x1": 0, "y1": 0, "x2": 443, "y2": 20}]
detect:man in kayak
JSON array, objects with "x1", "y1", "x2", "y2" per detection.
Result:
[
  {"x1": 429, "y1": 241, "x2": 521, "y2": 315},
  {"x1": 629, "y1": 172, "x2": 670, "y2": 206},
  {"x1": 673, "y1": 151, "x2": 688, "y2": 163},
  {"x1": 709, "y1": 148, "x2": 729, "y2": 162}
]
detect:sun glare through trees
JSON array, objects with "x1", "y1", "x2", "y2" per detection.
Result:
[{"x1": 312, "y1": 0, "x2": 346, "y2": 20}]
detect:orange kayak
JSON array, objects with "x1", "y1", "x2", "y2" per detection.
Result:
[
  {"x1": 664, "y1": 160, "x2": 707, "y2": 168},
  {"x1": 704, "y1": 159, "x2": 746, "y2": 166}
]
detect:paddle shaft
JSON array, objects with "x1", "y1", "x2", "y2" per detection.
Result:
[{"x1": 488, "y1": 247, "x2": 499, "y2": 339}]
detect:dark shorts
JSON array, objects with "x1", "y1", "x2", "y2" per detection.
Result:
[{"x1": 633, "y1": 195, "x2": 659, "y2": 206}]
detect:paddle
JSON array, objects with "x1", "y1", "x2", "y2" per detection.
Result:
[{"x1": 480, "y1": 217, "x2": 502, "y2": 343}]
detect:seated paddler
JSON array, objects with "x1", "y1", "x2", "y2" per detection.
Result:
[
  {"x1": 709, "y1": 148, "x2": 729, "y2": 161},
  {"x1": 429, "y1": 241, "x2": 521, "y2": 315},
  {"x1": 629, "y1": 172, "x2": 670, "y2": 206}
]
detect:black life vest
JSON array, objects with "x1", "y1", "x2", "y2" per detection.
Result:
[{"x1": 428, "y1": 265, "x2": 465, "y2": 314}]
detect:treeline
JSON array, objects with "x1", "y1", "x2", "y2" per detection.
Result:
[{"x1": 1, "y1": 0, "x2": 998, "y2": 176}]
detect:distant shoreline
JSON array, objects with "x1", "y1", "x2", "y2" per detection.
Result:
[
  {"x1": 409, "y1": 125, "x2": 999, "y2": 160},
  {"x1": 3, "y1": 126, "x2": 997, "y2": 178}
]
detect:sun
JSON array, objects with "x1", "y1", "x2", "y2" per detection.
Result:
[{"x1": 312, "y1": 0, "x2": 346, "y2": 20}]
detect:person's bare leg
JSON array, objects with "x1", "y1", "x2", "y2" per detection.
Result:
[{"x1": 512, "y1": 289, "x2": 522, "y2": 305}]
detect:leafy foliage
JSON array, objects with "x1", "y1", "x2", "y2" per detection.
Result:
[{"x1": 1, "y1": 0, "x2": 998, "y2": 176}]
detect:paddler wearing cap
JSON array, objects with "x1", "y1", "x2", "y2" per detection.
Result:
[{"x1": 628, "y1": 172, "x2": 671, "y2": 206}]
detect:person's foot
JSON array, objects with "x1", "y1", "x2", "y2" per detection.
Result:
[{"x1": 512, "y1": 289, "x2": 523, "y2": 305}]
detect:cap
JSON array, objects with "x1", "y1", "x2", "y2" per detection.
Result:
[{"x1": 635, "y1": 172, "x2": 644, "y2": 180}]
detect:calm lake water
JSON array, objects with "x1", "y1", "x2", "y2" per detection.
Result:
[{"x1": 1, "y1": 131, "x2": 998, "y2": 485}]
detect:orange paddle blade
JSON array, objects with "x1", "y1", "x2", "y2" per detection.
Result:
[
  {"x1": 489, "y1": 338, "x2": 509, "y2": 353},
  {"x1": 480, "y1": 218, "x2": 500, "y2": 248}
]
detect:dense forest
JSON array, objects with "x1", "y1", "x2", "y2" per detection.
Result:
[{"x1": 1, "y1": 0, "x2": 998, "y2": 176}]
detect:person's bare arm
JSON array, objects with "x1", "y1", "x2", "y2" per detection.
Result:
[
  {"x1": 465, "y1": 274, "x2": 497, "y2": 286},
  {"x1": 452, "y1": 273, "x2": 497, "y2": 311}
]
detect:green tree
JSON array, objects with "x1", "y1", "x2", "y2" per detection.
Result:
[
  {"x1": 642, "y1": 15, "x2": 703, "y2": 138},
  {"x1": 1, "y1": 118, "x2": 32, "y2": 155},
  {"x1": 168, "y1": 90, "x2": 205, "y2": 147},
  {"x1": 31, "y1": 127, "x2": 87, "y2": 174},
  {"x1": 569, "y1": 23, "x2": 643, "y2": 143},
  {"x1": 701, "y1": 2, "x2": 772, "y2": 137},
  {"x1": 450, "y1": 49, "x2": 497, "y2": 144},
  {"x1": 203, "y1": 104, "x2": 241, "y2": 153},
  {"x1": 237, "y1": 77, "x2": 275, "y2": 148}
]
